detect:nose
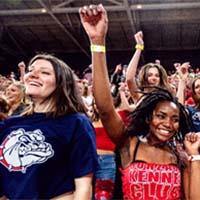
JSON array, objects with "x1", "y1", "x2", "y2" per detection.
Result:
[
  {"x1": 152, "y1": 75, "x2": 158, "y2": 80},
  {"x1": 163, "y1": 117, "x2": 172, "y2": 128},
  {"x1": 28, "y1": 69, "x2": 39, "y2": 78},
  {"x1": 5, "y1": 90, "x2": 10, "y2": 96}
]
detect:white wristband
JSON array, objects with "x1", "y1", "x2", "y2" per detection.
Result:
[{"x1": 188, "y1": 155, "x2": 200, "y2": 161}]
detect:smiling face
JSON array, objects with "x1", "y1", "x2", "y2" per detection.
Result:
[
  {"x1": 149, "y1": 101, "x2": 179, "y2": 143},
  {"x1": 146, "y1": 67, "x2": 160, "y2": 86},
  {"x1": 5, "y1": 84, "x2": 23, "y2": 105},
  {"x1": 24, "y1": 59, "x2": 56, "y2": 103},
  {"x1": 193, "y1": 78, "x2": 200, "y2": 101}
]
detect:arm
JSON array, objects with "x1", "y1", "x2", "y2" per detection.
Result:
[
  {"x1": 74, "y1": 174, "x2": 93, "y2": 200},
  {"x1": 175, "y1": 62, "x2": 189, "y2": 105},
  {"x1": 126, "y1": 31, "x2": 144, "y2": 103},
  {"x1": 182, "y1": 165, "x2": 190, "y2": 200},
  {"x1": 110, "y1": 64, "x2": 123, "y2": 97},
  {"x1": 79, "y1": 4, "x2": 125, "y2": 146},
  {"x1": 110, "y1": 64, "x2": 122, "y2": 84},
  {"x1": 184, "y1": 132, "x2": 200, "y2": 200},
  {"x1": 118, "y1": 82, "x2": 135, "y2": 112},
  {"x1": 18, "y1": 61, "x2": 26, "y2": 82}
]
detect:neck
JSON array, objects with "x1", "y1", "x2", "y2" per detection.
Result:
[
  {"x1": 146, "y1": 133, "x2": 168, "y2": 148},
  {"x1": 32, "y1": 98, "x2": 50, "y2": 113}
]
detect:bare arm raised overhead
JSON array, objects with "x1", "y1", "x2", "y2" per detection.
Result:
[
  {"x1": 175, "y1": 62, "x2": 190, "y2": 105},
  {"x1": 79, "y1": 4, "x2": 126, "y2": 146},
  {"x1": 18, "y1": 61, "x2": 26, "y2": 82},
  {"x1": 126, "y1": 31, "x2": 144, "y2": 103}
]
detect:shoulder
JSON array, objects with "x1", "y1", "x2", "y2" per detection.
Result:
[
  {"x1": 119, "y1": 136, "x2": 139, "y2": 167},
  {"x1": 92, "y1": 120, "x2": 102, "y2": 127},
  {"x1": 61, "y1": 113, "x2": 92, "y2": 126},
  {"x1": 60, "y1": 113, "x2": 95, "y2": 135},
  {"x1": 0, "y1": 114, "x2": 23, "y2": 126}
]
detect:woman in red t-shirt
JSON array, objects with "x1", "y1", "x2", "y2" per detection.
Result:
[{"x1": 80, "y1": 5, "x2": 200, "y2": 200}]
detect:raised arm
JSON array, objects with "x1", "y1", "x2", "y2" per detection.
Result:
[
  {"x1": 184, "y1": 132, "x2": 200, "y2": 200},
  {"x1": 126, "y1": 31, "x2": 144, "y2": 103},
  {"x1": 18, "y1": 61, "x2": 26, "y2": 82},
  {"x1": 79, "y1": 4, "x2": 125, "y2": 145},
  {"x1": 175, "y1": 62, "x2": 190, "y2": 105},
  {"x1": 117, "y1": 82, "x2": 136, "y2": 112}
]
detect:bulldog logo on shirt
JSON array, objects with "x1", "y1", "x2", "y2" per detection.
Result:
[{"x1": 0, "y1": 128, "x2": 54, "y2": 173}]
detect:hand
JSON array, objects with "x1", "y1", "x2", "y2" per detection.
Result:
[
  {"x1": 114, "y1": 64, "x2": 122, "y2": 73},
  {"x1": 155, "y1": 59, "x2": 160, "y2": 64},
  {"x1": 176, "y1": 62, "x2": 190, "y2": 81},
  {"x1": 18, "y1": 61, "x2": 26, "y2": 70},
  {"x1": 174, "y1": 63, "x2": 181, "y2": 69},
  {"x1": 79, "y1": 4, "x2": 108, "y2": 44},
  {"x1": 118, "y1": 82, "x2": 126, "y2": 92},
  {"x1": 184, "y1": 132, "x2": 200, "y2": 155},
  {"x1": 134, "y1": 31, "x2": 144, "y2": 46}
]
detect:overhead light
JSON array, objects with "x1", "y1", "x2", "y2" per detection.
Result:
[
  {"x1": 41, "y1": 8, "x2": 47, "y2": 13},
  {"x1": 136, "y1": 4, "x2": 142, "y2": 9}
]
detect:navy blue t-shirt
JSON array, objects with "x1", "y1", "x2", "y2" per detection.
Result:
[
  {"x1": 0, "y1": 112, "x2": 98, "y2": 199},
  {"x1": 187, "y1": 106, "x2": 200, "y2": 132}
]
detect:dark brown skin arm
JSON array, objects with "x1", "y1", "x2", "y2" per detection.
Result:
[{"x1": 79, "y1": 4, "x2": 126, "y2": 146}]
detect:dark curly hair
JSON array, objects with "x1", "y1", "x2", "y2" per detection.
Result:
[{"x1": 126, "y1": 86, "x2": 192, "y2": 142}]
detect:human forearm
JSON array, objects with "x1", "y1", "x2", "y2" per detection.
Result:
[
  {"x1": 74, "y1": 185, "x2": 92, "y2": 200},
  {"x1": 176, "y1": 62, "x2": 189, "y2": 104},
  {"x1": 184, "y1": 132, "x2": 200, "y2": 200},
  {"x1": 189, "y1": 160, "x2": 200, "y2": 200},
  {"x1": 126, "y1": 48, "x2": 141, "y2": 82},
  {"x1": 126, "y1": 31, "x2": 144, "y2": 98},
  {"x1": 176, "y1": 79, "x2": 186, "y2": 105},
  {"x1": 92, "y1": 47, "x2": 114, "y2": 112},
  {"x1": 74, "y1": 175, "x2": 93, "y2": 200},
  {"x1": 79, "y1": 4, "x2": 125, "y2": 144},
  {"x1": 188, "y1": 144, "x2": 200, "y2": 200}
]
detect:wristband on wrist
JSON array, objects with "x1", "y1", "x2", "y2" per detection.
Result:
[
  {"x1": 188, "y1": 155, "x2": 200, "y2": 161},
  {"x1": 135, "y1": 44, "x2": 144, "y2": 51},
  {"x1": 90, "y1": 44, "x2": 106, "y2": 53}
]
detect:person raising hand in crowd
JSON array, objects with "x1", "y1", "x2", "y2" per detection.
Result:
[
  {"x1": 18, "y1": 61, "x2": 26, "y2": 82},
  {"x1": 79, "y1": 4, "x2": 200, "y2": 200},
  {"x1": 126, "y1": 31, "x2": 174, "y2": 105}
]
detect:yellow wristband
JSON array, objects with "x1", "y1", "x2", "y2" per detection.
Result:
[
  {"x1": 90, "y1": 45, "x2": 106, "y2": 53},
  {"x1": 135, "y1": 44, "x2": 144, "y2": 51}
]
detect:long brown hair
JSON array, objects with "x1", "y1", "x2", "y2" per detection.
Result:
[
  {"x1": 137, "y1": 63, "x2": 174, "y2": 95},
  {"x1": 191, "y1": 77, "x2": 200, "y2": 108},
  {"x1": 23, "y1": 54, "x2": 86, "y2": 117}
]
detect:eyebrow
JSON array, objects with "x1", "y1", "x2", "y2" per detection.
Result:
[
  {"x1": 155, "y1": 110, "x2": 179, "y2": 116},
  {"x1": 28, "y1": 65, "x2": 53, "y2": 71},
  {"x1": 147, "y1": 72, "x2": 159, "y2": 75}
]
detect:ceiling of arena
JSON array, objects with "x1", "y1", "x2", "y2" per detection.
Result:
[{"x1": 0, "y1": 0, "x2": 200, "y2": 75}]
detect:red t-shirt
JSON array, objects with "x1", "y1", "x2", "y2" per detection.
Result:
[
  {"x1": 95, "y1": 127, "x2": 116, "y2": 151},
  {"x1": 120, "y1": 162, "x2": 181, "y2": 200}
]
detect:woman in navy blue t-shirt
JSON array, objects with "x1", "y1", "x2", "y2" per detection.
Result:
[{"x1": 0, "y1": 54, "x2": 98, "y2": 200}]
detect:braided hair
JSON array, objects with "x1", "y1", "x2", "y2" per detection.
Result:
[{"x1": 127, "y1": 86, "x2": 192, "y2": 142}]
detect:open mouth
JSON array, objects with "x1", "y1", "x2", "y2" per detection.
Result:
[
  {"x1": 28, "y1": 81, "x2": 42, "y2": 87},
  {"x1": 158, "y1": 129, "x2": 171, "y2": 136}
]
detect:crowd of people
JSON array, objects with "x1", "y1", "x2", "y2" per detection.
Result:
[{"x1": 0, "y1": 3, "x2": 200, "y2": 200}]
